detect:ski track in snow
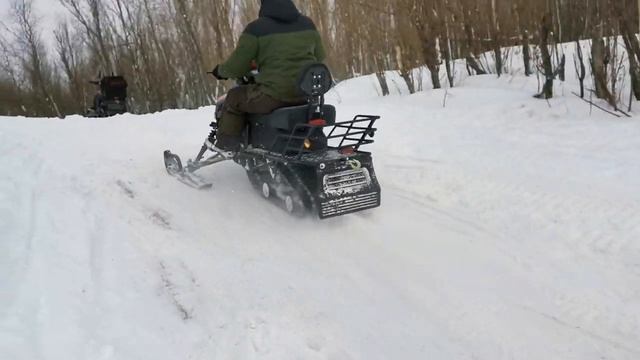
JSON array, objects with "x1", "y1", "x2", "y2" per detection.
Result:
[{"x1": 1, "y1": 75, "x2": 640, "y2": 359}]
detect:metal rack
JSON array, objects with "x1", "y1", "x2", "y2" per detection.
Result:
[{"x1": 272, "y1": 115, "x2": 379, "y2": 159}]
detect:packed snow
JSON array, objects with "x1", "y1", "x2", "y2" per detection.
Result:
[{"x1": 1, "y1": 70, "x2": 640, "y2": 360}]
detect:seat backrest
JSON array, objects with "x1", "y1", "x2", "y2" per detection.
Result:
[
  {"x1": 298, "y1": 63, "x2": 333, "y2": 97},
  {"x1": 101, "y1": 76, "x2": 128, "y2": 100}
]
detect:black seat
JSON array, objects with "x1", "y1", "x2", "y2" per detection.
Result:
[{"x1": 247, "y1": 104, "x2": 335, "y2": 151}]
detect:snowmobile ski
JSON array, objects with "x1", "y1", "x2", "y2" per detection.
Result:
[
  {"x1": 173, "y1": 171, "x2": 213, "y2": 190},
  {"x1": 163, "y1": 150, "x2": 213, "y2": 190}
]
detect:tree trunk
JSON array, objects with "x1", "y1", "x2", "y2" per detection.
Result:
[
  {"x1": 575, "y1": 41, "x2": 586, "y2": 98},
  {"x1": 621, "y1": 31, "x2": 640, "y2": 100},
  {"x1": 444, "y1": 53, "x2": 453, "y2": 88},
  {"x1": 536, "y1": 14, "x2": 554, "y2": 99},
  {"x1": 614, "y1": 0, "x2": 640, "y2": 100},
  {"x1": 441, "y1": 10, "x2": 454, "y2": 87},
  {"x1": 414, "y1": 3, "x2": 441, "y2": 89},
  {"x1": 89, "y1": 0, "x2": 113, "y2": 73},
  {"x1": 54, "y1": 22, "x2": 83, "y2": 113},
  {"x1": 629, "y1": 56, "x2": 640, "y2": 101},
  {"x1": 513, "y1": 3, "x2": 531, "y2": 76},
  {"x1": 591, "y1": 24, "x2": 615, "y2": 105},
  {"x1": 399, "y1": 70, "x2": 416, "y2": 94},
  {"x1": 522, "y1": 30, "x2": 532, "y2": 76},
  {"x1": 428, "y1": 65, "x2": 440, "y2": 90},
  {"x1": 143, "y1": 0, "x2": 178, "y2": 109},
  {"x1": 490, "y1": 0, "x2": 502, "y2": 77},
  {"x1": 462, "y1": 22, "x2": 486, "y2": 75},
  {"x1": 375, "y1": 71, "x2": 390, "y2": 96}
]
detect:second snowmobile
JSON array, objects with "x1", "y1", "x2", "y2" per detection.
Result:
[
  {"x1": 86, "y1": 75, "x2": 128, "y2": 118},
  {"x1": 164, "y1": 64, "x2": 381, "y2": 219}
]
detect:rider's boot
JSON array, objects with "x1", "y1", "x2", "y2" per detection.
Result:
[{"x1": 212, "y1": 134, "x2": 241, "y2": 159}]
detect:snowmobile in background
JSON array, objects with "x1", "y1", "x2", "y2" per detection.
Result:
[
  {"x1": 86, "y1": 75, "x2": 128, "y2": 118},
  {"x1": 163, "y1": 64, "x2": 381, "y2": 219}
]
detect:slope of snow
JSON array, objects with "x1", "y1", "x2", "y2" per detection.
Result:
[{"x1": 1, "y1": 74, "x2": 640, "y2": 360}]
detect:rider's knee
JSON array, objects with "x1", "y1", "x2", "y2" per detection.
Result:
[{"x1": 224, "y1": 86, "x2": 247, "y2": 110}]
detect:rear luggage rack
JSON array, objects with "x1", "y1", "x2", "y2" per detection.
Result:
[
  {"x1": 271, "y1": 115, "x2": 379, "y2": 159},
  {"x1": 326, "y1": 115, "x2": 379, "y2": 151}
]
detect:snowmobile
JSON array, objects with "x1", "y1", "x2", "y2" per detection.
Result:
[
  {"x1": 163, "y1": 63, "x2": 381, "y2": 219},
  {"x1": 86, "y1": 75, "x2": 128, "y2": 118}
]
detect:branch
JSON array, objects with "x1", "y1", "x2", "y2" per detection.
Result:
[{"x1": 572, "y1": 92, "x2": 621, "y2": 117}]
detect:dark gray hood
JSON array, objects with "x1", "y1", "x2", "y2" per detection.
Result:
[{"x1": 259, "y1": 0, "x2": 301, "y2": 23}]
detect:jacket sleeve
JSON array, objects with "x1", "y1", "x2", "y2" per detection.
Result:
[
  {"x1": 314, "y1": 32, "x2": 326, "y2": 62},
  {"x1": 218, "y1": 32, "x2": 258, "y2": 79}
]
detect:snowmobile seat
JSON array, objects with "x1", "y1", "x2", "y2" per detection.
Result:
[
  {"x1": 249, "y1": 104, "x2": 335, "y2": 130},
  {"x1": 247, "y1": 104, "x2": 335, "y2": 152}
]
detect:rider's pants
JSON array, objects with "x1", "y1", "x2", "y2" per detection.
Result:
[{"x1": 216, "y1": 85, "x2": 294, "y2": 151}]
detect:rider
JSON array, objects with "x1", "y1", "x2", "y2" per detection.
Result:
[{"x1": 211, "y1": 0, "x2": 326, "y2": 153}]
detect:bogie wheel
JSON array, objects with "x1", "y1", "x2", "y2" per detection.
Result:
[
  {"x1": 277, "y1": 165, "x2": 311, "y2": 216},
  {"x1": 262, "y1": 182, "x2": 271, "y2": 199},
  {"x1": 283, "y1": 192, "x2": 304, "y2": 215},
  {"x1": 246, "y1": 169, "x2": 262, "y2": 190},
  {"x1": 284, "y1": 194, "x2": 295, "y2": 213},
  {"x1": 279, "y1": 164, "x2": 315, "y2": 215}
]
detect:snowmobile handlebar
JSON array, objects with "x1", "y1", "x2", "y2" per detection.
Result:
[{"x1": 207, "y1": 71, "x2": 255, "y2": 86}]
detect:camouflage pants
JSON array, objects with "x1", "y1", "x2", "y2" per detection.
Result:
[{"x1": 216, "y1": 85, "x2": 294, "y2": 150}]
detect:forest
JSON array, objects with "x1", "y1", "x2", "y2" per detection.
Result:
[{"x1": 0, "y1": 0, "x2": 639, "y2": 117}]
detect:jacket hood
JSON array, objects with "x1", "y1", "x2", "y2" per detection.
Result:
[{"x1": 259, "y1": 0, "x2": 301, "y2": 23}]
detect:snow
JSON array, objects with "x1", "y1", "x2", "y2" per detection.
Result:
[{"x1": 1, "y1": 70, "x2": 640, "y2": 359}]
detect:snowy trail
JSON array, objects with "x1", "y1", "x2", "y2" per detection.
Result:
[{"x1": 2, "y1": 75, "x2": 640, "y2": 359}]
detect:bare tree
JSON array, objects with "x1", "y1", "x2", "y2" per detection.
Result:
[
  {"x1": 535, "y1": 13, "x2": 554, "y2": 99},
  {"x1": 574, "y1": 41, "x2": 586, "y2": 98},
  {"x1": 54, "y1": 20, "x2": 85, "y2": 112},
  {"x1": 412, "y1": 0, "x2": 441, "y2": 89},
  {"x1": 58, "y1": 0, "x2": 114, "y2": 73},
  {"x1": 514, "y1": 2, "x2": 532, "y2": 76},
  {"x1": 590, "y1": 1, "x2": 616, "y2": 107},
  {"x1": 9, "y1": 0, "x2": 62, "y2": 117},
  {"x1": 2, "y1": 0, "x2": 638, "y2": 117},
  {"x1": 616, "y1": 0, "x2": 640, "y2": 100}
]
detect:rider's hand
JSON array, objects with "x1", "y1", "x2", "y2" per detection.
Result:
[{"x1": 212, "y1": 65, "x2": 227, "y2": 80}]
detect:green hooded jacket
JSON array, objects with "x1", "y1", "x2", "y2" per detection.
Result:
[{"x1": 217, "y1": 0, "x2": 326, "y2": 102}]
